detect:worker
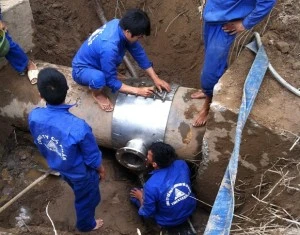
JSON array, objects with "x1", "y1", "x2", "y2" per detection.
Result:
[
  {"x1": 28, "y1": 68, "x2": 105, "y2": 232},
  {"x1": 130, "y1": 142, "x2": 196, "y2": 234},
  {"x1": 191, "y1": 0, "x2": 276, "y2": 127},
  {"x1": 72, "y1": 9, "x2": 170, "y2": 112}
]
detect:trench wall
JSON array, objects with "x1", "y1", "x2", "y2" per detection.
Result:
[{"x1": 194, "y1": 49, "x2": 300, "y2": 204}]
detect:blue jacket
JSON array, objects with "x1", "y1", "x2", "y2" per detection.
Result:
[
  {"x1": 204, "y1": 0, "x2": 276, "y2": 29},
  {"x1": 139, "y1": 160, "x2": 196, "y2": 227},
  {"x1": 72, "y1": 19, "x2": 152, "y2": 92},
  {"x1": 28, "y1": 104, "x2": 102, "y2": 180}
]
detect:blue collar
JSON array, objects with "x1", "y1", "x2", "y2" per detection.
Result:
[
  {"x1": 46, "y1": 103, "x2": 75, "y2": 110},
  {"x1": 149, "y1": 168, "x2": 163, "y2": 175},
  {"x1": 118, "y1": 24, "x2": 127, "y2": 42}
]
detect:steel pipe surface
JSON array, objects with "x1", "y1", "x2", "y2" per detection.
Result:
[{"x1": 0, "y1": 62, "x2": 206, "y2": 170}]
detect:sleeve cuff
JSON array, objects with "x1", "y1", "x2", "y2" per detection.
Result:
[
  {"x1": 141, "y1": 61, "x2": 153, "y2": 70},
  {"x1": 107, "y1": 79, "x2": 123, "y2": 93},
  {"x1": 242, "y1": 19, "x2": 253, "y2": 30}
]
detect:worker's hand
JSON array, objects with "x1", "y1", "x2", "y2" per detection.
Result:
[
  {"x1": 137, "y1": 86, "x2": 154, "y2": 97},
  {"x1": 0, "y1": 20, "x2": 7, "y2": 31},
  {"x1": 144, "y1": 67, "x2": 171, "y2": 92},
  {"x1": 130, "y1": 188, "x2": 143, "y2": 201},
  {"x1": 153, "y1": 78, "x2": 171, "y2": 93},
  {"x1": 98, "y1": 165, "x2": 106, "y2": 181},
  {"x1": 222, "y1": 20, "x2": 246, "y2": 35}
]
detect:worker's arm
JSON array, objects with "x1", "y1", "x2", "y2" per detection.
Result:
[
  {"x1": 130, "y1": 188, "x2": 144, "y2": 206},
  {"x1": 0, "y1": 7, "x2": 7, "y2": 31},
  {"x1": 119, "y1": 83, "x2": 154, "y2": 97},
  {"x1": 126, "y1": 41, "x2": 152, "y2": 70},
  {"x1": 127, "y1": 42, "x2": 171, "y2": 92},
  {"x1": 0, "y1": 20, "x2": 6, "y2": 30},
  {"x1": 79, "y1": 123, "x2": 104, "y2": 177},
  {"x1": 100, "y1": 46, "x2": 123, "y2": 92},
  {"x1": 145, "y1": 67, "x2": 171, "y2": 92},
  {"x1": 100, "y1": 45, "x2": 154, "y2": 97},
  {"x1": 242, "y1": 0, "x2": 276, "y2": 29},
  {"x1": 223, "y1": 0, "x2": 276, "y2": 35},
  {"x1": 97, "y1": 164, "x2": 105, "y2": 180},
  {"x1": 137, "y1": 185, "x2": 157, "y2": 218}
]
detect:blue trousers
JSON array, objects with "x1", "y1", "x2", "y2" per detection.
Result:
[
  {"x1": 72, "y1": 67, "x2": 122, "y2": 93},
  {"x1": 63, "y1": 170, "x2": 100, "y2": 232},
  {"x1": 200, "y1": 22, "x2": 236, "y2": 97},
  {"x1": 5, "y1": 32, "x2": 28, "y2": 73}
]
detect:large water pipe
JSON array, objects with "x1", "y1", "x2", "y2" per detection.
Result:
[{"x1": 0, "y1": 62, "x2": 206, "y2": 170}]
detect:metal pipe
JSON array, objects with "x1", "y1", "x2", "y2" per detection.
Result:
[{"x1": 0, "y1": 62, "x2": 206, "y2": 169}]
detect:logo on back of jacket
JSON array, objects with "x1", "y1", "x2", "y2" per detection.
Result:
[
  {"x1": 166, "y1": 183, "x2": 192, "y2": 206},
  {"x1": 37, "y1": 135, "x2": 67, "y2": 160},
  {"x1": 88, "y1": 24, "x2": 107, "y2": 46}
]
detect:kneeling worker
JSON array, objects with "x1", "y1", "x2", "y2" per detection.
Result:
[{"x1": 130, "y1": 142, "x2": 197, "y2": 233}]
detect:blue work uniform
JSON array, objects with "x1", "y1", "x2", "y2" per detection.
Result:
[
  {"x1": 138, "y1": 160, "x2": 196, "y2": 227},
  {"x1": 72, "y1": 19, "x2": 152, "y2": 92},
  {"x1": 28, "y1": 104, "x2": 102, "y2": 232},
  {"x1": 0, "y1": 7, "x2": 28, "y2": 72},
  {"x1": 201, "y1": 0, "x2": 276, "y2": 97}
]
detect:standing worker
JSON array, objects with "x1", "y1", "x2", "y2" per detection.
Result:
[
  {"x1": 191, "y1": 0, "x2": 276, "y2": 127},
  {"x1": 28, "y1": 68, "x2": 105, "y2": 232},
  {"x1": 72, "y1": 8, "x2": 170, "y2": 112}
]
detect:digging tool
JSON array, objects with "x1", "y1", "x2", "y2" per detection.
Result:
[{"x1": 0, "y1": 169, "x2": 60, "y2": 214}]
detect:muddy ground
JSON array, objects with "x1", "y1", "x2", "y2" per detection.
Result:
[
  {"x1": 0, "y1": 128, "x2": 208, "y2": 235},
  {"x1": 0, "y1": 0, "x2": 300, "y2": 234}
]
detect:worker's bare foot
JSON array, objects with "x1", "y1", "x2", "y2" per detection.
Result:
[
  {"x1": 93, "y1": 218, "x2": 104, "y2": 230},
  {"x1": 27, "y1": 60, "x2": 39, "y2": 85},
  {"x1": 92, "y1": 91, "x2": 114, "y2": 112},
  {"x1": 192, "y1": 108, "x2": 209, "y2": 127},
  {"x1": 192, "y1": 96, "x2": 211, "y2": 127},
  {"x1": 191, "y1": 90, "x2": 206, "y2": 99}
]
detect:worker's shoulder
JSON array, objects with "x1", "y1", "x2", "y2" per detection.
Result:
[
  {"x1": 28, "y1": 106, "x2": 47, "y2": 119},
  {"x1": 68, "y1": 113, "x2": 90, "y2": 128},
  {"x1": 173, "y1": 159, "x2": 188, "y2": 167},
  {"x1": 98, "y1": 19, "x2": 122, "y2": 44}
]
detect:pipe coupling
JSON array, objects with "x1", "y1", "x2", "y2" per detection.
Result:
[{"x1": 115, "y1": 139, "x2": 147, "y2": 171}]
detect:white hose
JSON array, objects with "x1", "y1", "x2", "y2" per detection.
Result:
[{"x1": 253, "y1": 32, "x2": 300, "y2": 97}]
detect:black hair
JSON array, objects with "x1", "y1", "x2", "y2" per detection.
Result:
[
  {"x1": 148, "y1": 142, "x2": 177, "y2": 168},
  {"x1": 119, "y1": 9, "x2": 151, "y2": 36},
  {"x1": 37, "y1": 67, "x2": 68, "y2": 105}
]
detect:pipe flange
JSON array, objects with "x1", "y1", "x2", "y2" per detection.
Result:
[{"x1": 115, "y1": 139, "x2": 147, "y2": 171}]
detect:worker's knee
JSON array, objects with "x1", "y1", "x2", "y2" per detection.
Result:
[{"x1": 73, "y1": 67, "x2": 106, "y2": 89}]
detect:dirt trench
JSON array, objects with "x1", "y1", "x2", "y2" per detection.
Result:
[{"x1": 0, "y1": 0, "x2": 300, "y2": 234}]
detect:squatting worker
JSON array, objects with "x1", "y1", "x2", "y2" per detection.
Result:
[
  {"x1": 72, "y1": 8, "x2": 170, "y2": 112},
  {"x1": 28, "y1": 68, "x2": 105, "y2": 232},
  {"x1": 191, "y1": 0, "x2": 276, "y2": 127},
  {"x1": 130, "y1": 142, "x2": 196, "y2": 233}
]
